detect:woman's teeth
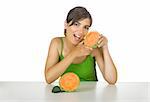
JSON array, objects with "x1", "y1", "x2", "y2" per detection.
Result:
[
  {"x1": 75, "y1": 35, "x2": 80, "y2": 38},
  {"x1": 74, "y1": 34, "x2": 81, "y2": 40}
]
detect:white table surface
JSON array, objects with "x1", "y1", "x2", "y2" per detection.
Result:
[{"x1": 0, "y1": 82, "x2": 149, "y2": 102}]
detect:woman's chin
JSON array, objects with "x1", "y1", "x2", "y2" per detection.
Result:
[
  {"x1": 72, "y1": 41, "x2": 79, "y2": 46},
  {"x1": 72, "y1": 38, "x2": 82, "y2": 45},
  {"x1": 72, "y1": 42, "x2": 78, "y2": 46}
]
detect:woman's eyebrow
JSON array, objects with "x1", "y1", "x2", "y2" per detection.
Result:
[
  {"x1": 75, "y1": 21, "x2": 80, "y2": 24},
  {"x1": 84, "y1": 25, "x2": 90, "y2": 28},
  {"x1": 75, "y1": 21, "x2": 90, "y2": 27}
]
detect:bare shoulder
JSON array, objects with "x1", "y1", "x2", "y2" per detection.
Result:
[
  {"x1": 51, "y1": 37, "x2": 61, "y2": 44},
  {"x1": 50, "y1": 37, "x2": 62, "y2": 47},
  {"x1": 49, "y1": 37, "x2": 63, "y2": 55}
]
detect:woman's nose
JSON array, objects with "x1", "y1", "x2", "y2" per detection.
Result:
[{"x1": 78, "y1": 27, "x2": 84, "y2": 35}]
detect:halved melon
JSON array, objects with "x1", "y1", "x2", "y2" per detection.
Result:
[
  {"x1": 59, "y1": 72, "x2": 80, "y2": 92},
  {"x1": 84, "y1": 31, "x2": 100, "y2": 48}
]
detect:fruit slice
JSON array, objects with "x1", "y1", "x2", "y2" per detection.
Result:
[
  {"x1": 84, "y1": 31, "x2": 100, "y2": 48},
  {"x1": 59, "y1": 72, "x2": 80, "y2": 92}
]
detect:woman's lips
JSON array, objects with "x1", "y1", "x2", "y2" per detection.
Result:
[{"x1": 73, "y1": 34, "x2": 81, "y2": 41}]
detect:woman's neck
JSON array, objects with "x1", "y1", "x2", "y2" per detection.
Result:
[{"x1": 64, "y1": 37, "x2": 76, "y2": 50}]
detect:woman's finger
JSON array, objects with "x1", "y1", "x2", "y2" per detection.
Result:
[
  {"x1": 97, "y1": 41, "x2": 104, "y2": 48},
  {"x1": 97, "y1": 37, "x2": 104, "y2": 44},
  {"x1": 84, "y1": 46, "x2": 93, "y2": 50},
  {"x1": 78, "y1": 40, "x2": 84, "y2": 45},
  {"x1": 98, "y1": 34, "x2": 103, "y2": 39}
]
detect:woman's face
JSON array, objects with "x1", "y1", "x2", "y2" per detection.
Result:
[{"x1": 65, "y1": 18, "x2": 91, "y2": 45}]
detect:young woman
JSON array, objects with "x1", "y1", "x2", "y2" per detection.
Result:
[{"x1": 45, "y1": 6, "x2": 117, "y2": 84}]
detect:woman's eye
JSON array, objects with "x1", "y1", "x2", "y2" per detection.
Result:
[
  {"x1": 74, "y1": 22, "x2": 79, "y2": 26},
  {"x1": 85, "y1": 26, "x2": 89, "y2": 30}
]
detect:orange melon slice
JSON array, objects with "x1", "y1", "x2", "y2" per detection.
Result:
[
  {"x1": 84, "y1": 31, "x2": 100, "y2": 48},
  {"x1": 59, "y1": 72, "x2": 80, "y2": 92}
]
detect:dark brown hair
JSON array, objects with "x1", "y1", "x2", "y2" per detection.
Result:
[{"x1": 64, "y1": 6, "x2": 92, "y2": 35}]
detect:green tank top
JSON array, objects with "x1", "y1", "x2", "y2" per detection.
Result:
[{"x1": 59, "y1": 37, "x2": 98, "y2": 81}]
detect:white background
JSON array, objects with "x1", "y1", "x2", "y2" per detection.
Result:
[{"x1": 0, "y1": 0, "x2": 149, "y2": 82}]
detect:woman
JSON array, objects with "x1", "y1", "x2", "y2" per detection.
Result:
[{"x1": 45, "y1": 6, "x2": 117, "y2": 84}]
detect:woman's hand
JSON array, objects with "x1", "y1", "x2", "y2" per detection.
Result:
[
  {"x1": 72, "y1": 41, "x2": 93, "y2": 57},
  {"x1": 97, "y1": 35, "x2": 108, "y2": 48}
]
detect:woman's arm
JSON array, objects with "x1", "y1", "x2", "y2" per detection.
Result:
[
  {"x1": 101, "y1": 45, "x2": 117, "y2": 84},
  {"x1": 93, "y1": 36, "x2": 117, "y2": 84},
  {"x1": 45, "y1": 38, "x2": 77, "y2": 84},
  {"x1": 45, "y1": 38, "x2": 93, "y2": 84}
]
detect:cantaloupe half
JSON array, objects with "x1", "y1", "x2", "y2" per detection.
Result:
[
  {"x1": 59, "y1": 72, "x2": 80, "y2": 92},
  {"x1": 84, "y1": 31, "x2": 100, "y2": 48}
]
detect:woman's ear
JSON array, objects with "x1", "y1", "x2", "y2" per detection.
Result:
[{"x1": 64, "y1": 21, "x2": 68, "y2": 29}]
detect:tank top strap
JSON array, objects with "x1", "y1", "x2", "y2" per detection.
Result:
[{"x1": 60, "y1": 37, "x2": 64, "y2": 56}]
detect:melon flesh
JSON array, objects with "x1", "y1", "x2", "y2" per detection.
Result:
[
  {"x1": 59, "y1": 72, "x2": 80, "y2": 92},
  {"x1": 84, "y1": 31, "x2": 100, "y2": 48}
]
